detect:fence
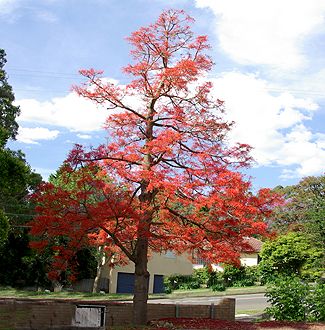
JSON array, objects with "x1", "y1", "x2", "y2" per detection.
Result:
[{"x1": 0, "y1": 297, "x2": 235, "y2": 329}]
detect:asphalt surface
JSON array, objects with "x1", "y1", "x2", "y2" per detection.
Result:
[{"x1": 148, "y1": 293, "x2": 269, "y2": 313}]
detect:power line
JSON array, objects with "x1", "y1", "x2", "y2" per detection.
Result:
[
  {"x1": 6, "y1": 67, "x2": 325, "y2": 98},
  {"x1": 7, "y1": 67, "x2": 81, "y2": 77}
]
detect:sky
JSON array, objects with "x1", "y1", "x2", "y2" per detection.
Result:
[{"x1": 1, "y1": 0, "x2": 325, "y2": 189}]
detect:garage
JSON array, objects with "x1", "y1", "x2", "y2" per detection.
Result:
[
  {"x1": 153, "y1": 274, "x2": 164, "y2": 293},
  {"x1": 116, "y1": 272, "x2": 135, "y2": 293}
]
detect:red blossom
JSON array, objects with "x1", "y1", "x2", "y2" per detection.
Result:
[{"x1": 28, "y1": 10, "x2": 282, "y2": 323}]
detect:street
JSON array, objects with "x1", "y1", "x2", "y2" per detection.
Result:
[{"x1": 148, "y1": 293, "x2": 269, "y2": 313}]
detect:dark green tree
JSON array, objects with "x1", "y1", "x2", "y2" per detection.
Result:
[
  {"x1": 0, "y1": 49, "x2": 45, "y2": 287},
  {"x1": 0, "y1": 148, "x2": 44, "y2": 287},
  {"x1": 0, "y1": 49, "x2": 20, "y2": 148}
]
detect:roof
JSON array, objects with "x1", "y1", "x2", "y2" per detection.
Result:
[{"x1": 242, "y1": 237, "x2": 263, "y2": 253}]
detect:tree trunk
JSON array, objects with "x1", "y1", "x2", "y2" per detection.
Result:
[
  {"x1": 92, "y1": 247, "x2": 106, "y2": 293},
  {"x1": 133, "y1": 236, "x2": 150, "y2": 325}
]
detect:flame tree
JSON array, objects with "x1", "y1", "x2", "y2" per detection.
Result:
[{"x1": 30, "y1": 10, "x2": 280, "y2": 324}]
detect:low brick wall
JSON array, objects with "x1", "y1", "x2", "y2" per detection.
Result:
[{"x1": 0, "y1": 297, "x2": 235, "y2": 329}]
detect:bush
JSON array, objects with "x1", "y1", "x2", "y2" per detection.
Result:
[
  {"x1": 309, "y1": 282, "x2": 325, "y2": 321},
  {"x1": 265, "y1": 277, "x2": 325, "y2": 322},
  {"x1": 192, "y1": 267, "x2": 210, "y2": 286},
  {"x1": 164, "y1": 273, "x2": 202, "y2": 292},
  {"x1": 206, "y1": 271, "x2": 223, "y2": 288},
  {"x1": 259, "y1": 232, "x2": 324, "y2": 284},
  {"x1": 164, "y1": 265, "x2": 260, "y2": 294},
  {"x1": 223, "y1": 264, "x2": 259, "y2": 287},
  {"x1": 211, "y1": 282, "x2": 226, "y2": 292}
]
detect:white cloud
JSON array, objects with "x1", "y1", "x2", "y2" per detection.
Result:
[
  {"x1": 195, "y1": 0, "x2": 325, "y2": 70},
  {"x1": 36, "y1": 10, "x2": 57, "y2": 22},
  {"x1": 0, "y1": 0, "x2": 21, "y2": 14},
  {"x1": 76, "y1": 133, "x2": 92, "y2": 139},
  {"x1": 210, "y1": 72, "x2": 324, "y2": 178},
  {"x1": 33, "y1": 167, "x2": 55, "y2": 181},
  {"x1": 17, "y1": 127, "x2": 60, "y2": 144},
  {"x1": 17, "y1": 92, "x2": 108, "y2": 132}
]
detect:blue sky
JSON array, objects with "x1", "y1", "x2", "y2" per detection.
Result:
[{"x1": 1, "y1": 0, "x2": 325, "y2": 189}]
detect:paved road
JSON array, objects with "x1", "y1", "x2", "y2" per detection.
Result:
[{"x1": 148, "y1": 293, "x2": 269, "y2": 313}]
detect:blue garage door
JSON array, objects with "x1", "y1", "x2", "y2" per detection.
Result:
[
  {"x1": 116, "y1": 272, "x2": 135, "y2": 294},
  {"x1": 153, "y1": 274, "x2": 164, "y2": 293}
]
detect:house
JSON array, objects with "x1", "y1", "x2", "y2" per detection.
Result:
[
  {"x1": 76, "y1": 237, "x2": 262, "y2": 294},
  {"x1": 100, "y1": 251, "x2": 193, "y2": 294},
  {"x1": 192, "y1": 237, "x2": 263, "y2": 270},
  {"x1": 239, "y1": 237, "x2": 262, "y2": 266}
]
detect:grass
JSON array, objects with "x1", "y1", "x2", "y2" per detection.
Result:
[
  {"x1": 0, "y1": 285, "x2": 266, "y2": 301},
  {"x1": 165, "y1": 285, "x2": 266, "y2": 298},
  {"x1": 235, "y1": 309, "x2": 265, "y2": 315},
  {"x1": 0, "y1": 286, "x2": 133, "y2": 300}
]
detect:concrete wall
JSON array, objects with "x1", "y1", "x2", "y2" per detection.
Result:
[
  {"x1": 103, "y1": 251, "x2": 193, "y2": 294},
  {"x1": 0, "y1": 297, "x2": 235, "y2": 329}
]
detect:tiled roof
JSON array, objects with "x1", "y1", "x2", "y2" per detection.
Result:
[{"x1": 242, "y1": 237, "x2": 263, "y2": 253}]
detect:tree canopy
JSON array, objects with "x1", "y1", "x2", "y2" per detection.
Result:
[
  {"x1": 259, "y1": 232, "x2": 324, "y2": 283},
  {"x1": 29, "y1": 9, "x2": 280, "y2": 324},
  {"x1": 0, "y1": 49, "x2": 20, "y2": 147},
  {"x1": 0, "y1": 49, "x2": 44, "y2": 287},
  {"x1": 272, "y1": 175, "x2": 325, "y2": 254}
]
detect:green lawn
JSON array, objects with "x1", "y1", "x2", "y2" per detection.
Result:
[
  {"x1": 0, "y1": 285, "x2": 265, "y2": 300},
  {"x1": 167, "y1": 285, "x2": 266, "y2": 298}
]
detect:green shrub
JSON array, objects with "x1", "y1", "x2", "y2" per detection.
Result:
[
  {"x1": 211, "y1": 282, "x2": 226, "y2": 291},
  {"x1": 223, "y1": 264, "x2": 259, "y2": 287},
  {"x1": 192, "y1": 267, "x2": 210, "y2": 286},
  {"x1": 265, "y1": 277, "x2": 325, "y2": 322},
  {"x1": 206, "y1": 271, "x2": 223, "y2": 288},
  {"x1": 308, "y1": 282, "x2": 325, "y2": 321},
  {"x1": 164, "y1": 272, "x2": 204, "y2": 292},
  {"x1": 206, "y1": 270, "x2": 226, "y2": 291},
  {"x1": 164, "y1": 264, "x2": 260, "y2": 294},
  {"x1": 265, "y1": 277, "x2": 309, "y2": 321},
  {"x1": 259, "y1": 232, "x2": 324, "y2": 284}
]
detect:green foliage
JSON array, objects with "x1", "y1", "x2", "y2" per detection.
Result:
[
  {"x1": 164, "y1": 268, "x2": 212, "y2": 292},
  {"x1": 0, "y1": 209, "x2": 9, "y2": 246},
  {"x1": 266, "y1": 277, "x2": 325, "y2": 321},
  {"x1": 259, "y1": 232, "x2": 324, "y2": 283},
  {"x1": 165, "y1": 265, "x2": 260, "y2": 293},
  {"x1": 0, "y1": 49, "x2": 45, "y2": 289},
  {"x1": 211, "y1": 282, "x2": 226, "y2": 292},
  {"x1": 206, "y1": 270, "x2": 224, "y2": 288},
  {"x1": 273, "y1": 175, "x2": 325, "y2": 253},
  {"x1": 309, "y1": 282, "x2": 325, "y2": 321},
  {"x1": 192, "y1": 267, "x2": 210, "y2": 285},
  {"x1": 0, "y1": 230, "x2": 50, "y2": 287},
  {"x1": 164, "y1": 274, "x2": 201, "y2": 291},
  {"x1": 0, "y1": 49, "x2": 20, "y2": 147},
  {"x1": 223, "y1": 264, "x2": 258, "y2": 287},
  {"x1": 0, "y1": 148, "x2": 42, "y2": 288},
  {"x1": 164, "y1": 265, "x2": 259, "y2": 294},
  {"x1": 75, "y1": 248, "x2": 98, "y2": 280},
  {"x1": 206, "y1": 271, "x2": 226, "y2": 291},
  {"x1": 0, "y1": 149, "x2": 42, "y2": 225}
]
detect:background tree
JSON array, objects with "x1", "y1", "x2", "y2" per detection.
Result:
[
  {"x1": 272, "y1": 175, "x2": 325, "y2": 269},
  {"x1": 30, "y1": 10, "x2": 280, "y2": 324},
  {"x1": 0, "y1": 49, "x2": 44, "y2": 287},
  {"x1": 0, "y1": 49, "x2": 20, "y2": 148},
  {"x1": 0, "y1": 149, "x2": 44, "y2": 288},
  {"x1": 259, "y1": 232, "x2": 324, "y2": 283}
]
